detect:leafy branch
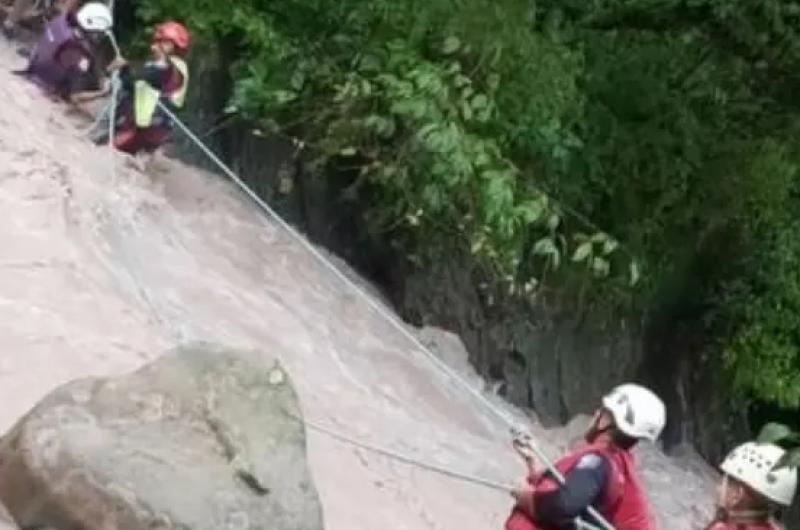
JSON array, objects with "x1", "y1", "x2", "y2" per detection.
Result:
[{"x1": 757, "y1": 423, "x2": 800, "y2": 469}]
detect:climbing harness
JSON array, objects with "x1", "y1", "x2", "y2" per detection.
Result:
[{"x1": 92, "y1": 28, "x2": 614, "y2": 530}]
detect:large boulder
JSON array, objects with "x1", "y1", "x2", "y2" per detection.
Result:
[{"x1": 0, "y1": 343, "x2": 323, "y2": 530}]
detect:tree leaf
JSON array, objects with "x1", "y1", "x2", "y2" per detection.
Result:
[
  {"x1": 360, "y1": 79, "x2": 373, "y2": 96},
  {"x1": 273, "y1": 89, "x2": 298, "y2": 103},
  {"x1": 442, "y1": 36, "x2": 461, "y2": 54},
  {"x1": 446, "y1": 62, "x2": 461, "y2": 75},
  {"x1": 592, "y1": 256, "x2": 610, "y2": 277},
  {"x1": 788, "y1": 449, "x2": 800, "y2": 467},
  {"x1": 471, "y1": 94, "x2": 489, "y2": 110},
  {"x1": 630, "y1": 261, "x2": 641, "y2": 287},
  {"x1": 454, "y1": 74, "x2": 471, "y2": 88},
  {"x1": 461, "y1": 100, "x2": 473, "y2": 121},
  {"x1": 572, "y1": 241, "x2": 593, "y2": 263},
  {"x1": 758, "y1": 422, "x2": 796, "y2": 444},
  {"x1": 533, "y1": 237, "x2": 560, "y2": 267},
  {"x1": 340, "y1": 147, "x2": 357, "y2": 156},
  {"x1": 574, "y1": 232, "x2": 589, "y2": 243},
  {"x1": 518, "y1": 198, "x2": 545, "y2": 224},
  {"x1": 774, "y1": 448, "x2": 800, "y2": 470},
  {"x1": 290, "y1": 71, "x2": 306, "y2": 90},
  {"x1": 417, "y1": 123, "x2": 439, "y2": 141},
  {"x1": 471, "y1": 236, "x2": 485, "y2": 254},
  {"x1": 603, "y1": 238, "x2": 619, "y2": 255},
  {"x1": 358, "y1": 54, "x2": 382, "y2": 72}
]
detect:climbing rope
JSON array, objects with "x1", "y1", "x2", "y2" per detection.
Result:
[
  {"x1": 291, "y1": 416, "x2": 601, "y2": 530},
  {"x1": 291, "y1": 411, "x2": 512, "y2": 492},
  {"x1": 158, "y1": 99, "x2": 523, "y2": 426},
  {"x1": 155, "y1": 101, "x2": 614, "y2": 530},
  {"x1": 107, "y1": 70, "x2": 118, "y2": 184},
  {"x1": 97, "y1": 66, "x2": 183, "y2": 344},
  {"x1": 293, "y1": 416, "x2": 611, "y2": 530},
  {"x1": 91, "y1": 29, "x2": 612, "y2": 530}
]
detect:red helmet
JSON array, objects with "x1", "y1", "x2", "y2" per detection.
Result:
[{"x1": 153, "y1": 21, "x2": 190, "y2": 51}]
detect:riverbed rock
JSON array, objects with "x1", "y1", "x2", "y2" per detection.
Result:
[{"x1": 0, "y1": 343, "x2": 323, "y2": 530}]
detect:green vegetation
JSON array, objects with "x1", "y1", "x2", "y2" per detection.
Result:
[
  {"x1": 136, "y1": 0, "x2": 800, "y2": 410},
  {"x1": 759, "y1": 423, "x2": 800, "y2": 468}
]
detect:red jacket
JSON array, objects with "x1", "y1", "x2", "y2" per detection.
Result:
[{"x1": 505, "y1": 442, "x2": 654, "y2": 530}]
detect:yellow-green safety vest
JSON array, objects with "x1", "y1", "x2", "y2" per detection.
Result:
[{"x1": 133, "y1": 56, "x2": 189, "y2": 128}]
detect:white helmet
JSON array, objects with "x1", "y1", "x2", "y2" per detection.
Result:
[
  {"x1": 76, "y1": 2, "x2": 113, "y2": 33},
  {"x1": 601, "y1": 383, "x2": 666, "y2": 442},
  {"x1": 720, "y1": 442, "x2": 797, "y2": 507}
]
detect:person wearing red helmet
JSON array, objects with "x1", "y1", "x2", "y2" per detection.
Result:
[{"x1": 95, "y1": 19, "x2": 190, "y2": 156}]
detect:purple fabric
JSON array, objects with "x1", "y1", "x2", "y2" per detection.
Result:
[{"x1": 25, "y1": 14, "x2": 74, "y2": 88}]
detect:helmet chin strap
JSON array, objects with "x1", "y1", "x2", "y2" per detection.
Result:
[
  {"x1": 717, "y1": 476, "x2": 772, "y2": 523},
  {"x1": 585, "y1": 410, "x2": 613, "y2": 443},
  {"x1": 717, "y1": 508, "x2": 772, "y2": 523}
]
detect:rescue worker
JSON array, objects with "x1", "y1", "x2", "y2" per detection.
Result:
[
  {"x1": 2, "y1": 0, "x2": 77, "y2": 39},
  {"x1": 15, "y1": 1, "x2": 110, "y2": 105},
  {"x1": 704, "y1": 441, "x2": 797, "y2": 530},
  {"x1": 98, "y1": 19, "x2": 189, "y2": 155},
  {"x1": 506, "y1": 383, "x2": 666, "y2": 530}
]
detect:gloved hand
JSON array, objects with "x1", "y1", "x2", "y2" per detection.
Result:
[
  {"x1": 512, "y1": 433, "x2": 537, "y2": 464},
  {"x1": 107, "y1": 56, "x2": 128, "y2": 72}
]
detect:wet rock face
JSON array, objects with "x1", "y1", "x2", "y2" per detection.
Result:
[
  {"x1": 0, "y1": 502, "x2": 18, "y2": 530},
  {"x1": 394, "y1": 252, "x2": 755, "y2": 468},
  {"x1": 177, "y1": 45, "x2": 647, "y2": 432},
  {"x1": 177, "y1": 43, "x2": 616, "y2": 426},
  {"x1": 394, "y1": 255, "x2": 641, "y2": 425},
  {"x1": 0, "y1": 344, "x2": 323, "y2": 530}
]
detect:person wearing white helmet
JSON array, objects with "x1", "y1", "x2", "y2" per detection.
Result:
[
  {"x1": 16, "y1": 1, "x2": 112, "y2": 105},
  {"x1": 506, "y1": 383, "x2": 666, "y2": 530},
  {"x1": 704, "y1": 441, "x2": 797, "y2": 530},
  {"x1": 73, "y1": 1, "x2": 112, "y2": 32}
]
